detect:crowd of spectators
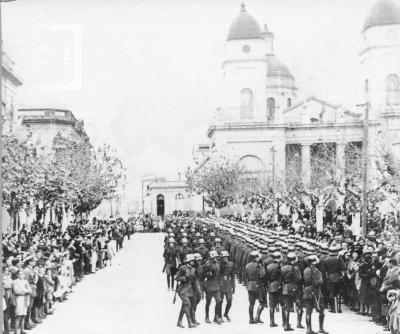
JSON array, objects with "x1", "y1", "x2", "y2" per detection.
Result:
[
  {"x1": 212, "y1": 193, "x2": 400, "y2": 333},
  {"x1": 2, "y1": 217, "x2": 134, "y2": 334}
]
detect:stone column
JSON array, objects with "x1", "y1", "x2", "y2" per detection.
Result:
[
  {"x1": 301, "y1": 144, "x2": 311, "y2": 186},
  {"x1": 336, "y1": 142, "x2": 346, "y2": 184}
]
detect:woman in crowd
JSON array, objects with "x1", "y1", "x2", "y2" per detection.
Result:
[
  {"x1": 12, "y1": 270, "x2": 31, "y2": 334},
  {"x1": 44, "y1": 268, "x2": 55, "y2": 315}
]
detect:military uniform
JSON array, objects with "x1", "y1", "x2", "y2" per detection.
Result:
[
  {"x1": 281, "y1": 260, "x2": 303, "y2": 330},
  {"x1": 175, "y1": 264, "x2": 196, "y2": 328},
  {"x1": 220, "y1": 259, "x2": 235, "y2": 321},
  {"x1": 303, "y1": 263, "x2": 328, "y2": 334},
  {"x1": 246, "y1": 258, "x2": 265, "y2": 324},
  {"x1": 203, "y1": 259, "x2": 222, "y2": 323},
  {"x1": 266, "y1": 260, "x2": 282, "y2": 327},
  {"x1": 163, "y1": 246, "x2": 180, "y2": 290},
  {"x1": 323, "y1": 252, "x2": 344, "y2": 313}
]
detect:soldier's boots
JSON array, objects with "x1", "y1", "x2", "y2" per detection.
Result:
[
  {"x1": 254, "y1": 305, "x2": 264, "y2": 323},
  {"x1": 270, "y1": 309, "x2": 278, "y2": 327},
  {"x1": 192, "y1": 314, "x2": 200, "y2": 326},
  {"x1": 337, "y1": 298, "x2": 342, "y2": 313},
  {"x1": 297, "y1": 311, "x2": 305, "y2": 329},
  {"x1": 213, "y1": 317, "x2": 222, "y2": 325},
  {"x1": 205, "y1": 317, "x2": 211, "y2": 324},
  {"x1": 249, "y1": 307, "x2": 256, "y2": 324},
  {"x1": 224, "y1": 314, "x2": 231, "y2": 322},
  {"x1": 284, "y1": 310, "x2": 294, "y2": 331},
  {"x1": 306, "y1": 314, "x2": 317, "y2": 334},
  {"x1": 318, "y1": 314, "x2": 329, "y2": 334},
  {"x1": 329, "y1": 298, "x2": 337, "y2": 313},
  {"x1": 177, "y1": 321, "x2": 185, "y2": 328}
]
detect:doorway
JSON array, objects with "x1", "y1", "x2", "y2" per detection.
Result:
[{"x1": 157, "y1": 194, "x2": 165, "y2": 217}]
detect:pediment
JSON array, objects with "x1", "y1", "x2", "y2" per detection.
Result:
[{"x1": 283, "y1": 96, "x2": 361, "y2": 125}]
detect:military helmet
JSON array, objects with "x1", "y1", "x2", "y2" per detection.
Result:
[
  {"x1": 184, "y1": 254, "x2": 195, "y2": 263},
  {"x1": 181, "y1": 238, "x2": 188, "y2": 244},
  {"x1": 198, "y1": 238, "x2": 205, "y2": 244},
  {"x1": 193, "y1": 253, "x2": 202, "y2": 261},
  {"x1": 209, "y1": 250, "x2": 219, "y2": 259},
  {"x1": 220, "y1": 250, "x2": 229, "y2": 258},
  {"x1": 272, "y1": 251, "x2": 282, "y2": 260},
  {"x1": 214, "y1": 237, "x2": 222, "y2": 243},
  {"x1": 209, "y1": 232, "x2": 216, "y2": 237},
  {"x1": 250, "y1": 250, "x2": 260, "y2": 258},
  {"x1": 168, "y1": 237, "x2": 176, "y2": 244},
  {"x1": 287, "y1": 252, "x2": 298, "y2": 262}
]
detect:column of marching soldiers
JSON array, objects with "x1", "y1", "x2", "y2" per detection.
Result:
[{"x1": 163, "y1": 217, "x2": 344, "y2": 333}]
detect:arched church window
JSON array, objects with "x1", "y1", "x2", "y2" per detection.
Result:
[
  {"x1": 175, "y1": 193, "x2": 184, "y2": 200},
  {"x1": 287, "y1": 98, "x2": 292, "y2": 108},
  {"x1": 386, "y1": 74, "x2": 400, "y2": 106},
  {"x1": 267, "y1": 97, "x2": 275, "y2": 120},
  {"x1": 240, "y1": 88, "x2": 254, "y2": 120}
]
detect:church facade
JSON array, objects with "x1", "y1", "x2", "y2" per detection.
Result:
[{"x1": 200, "y1": 0, "x2": 400, "y2": 186}]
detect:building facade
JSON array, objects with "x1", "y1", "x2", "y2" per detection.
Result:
[
  {"x1": 16, "y1": 108, "x2": 89, "y2": 147},
  {"x1": 2, "y1": 52, "x2": 23, "y2": 134},
  {"x1": 144, "y1": 179, "x2": 203, "y2": 216},
  {"x1": 200, "y1": 0, "x2": 400, "y2": 186}
]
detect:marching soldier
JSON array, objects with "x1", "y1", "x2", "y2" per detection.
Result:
[
  {"x1": 220, "y1": 250, "x2": 235, "y2": 321},
  {"x1": 245, "y1": 250, "x2": 265, "y2": 324},
  {"x1": 179, "y1": 238, "x2": 192, "y2": 264},
  {"x1": 212, "y1": 238, "x2": 226, "y2": 255},
  {"x1": 163, "y1": 238, "x2": 180, "y2": 291},
  {"x1": 203, "y1": 250, "x2": 223, "y2": 324},
  {"x1": 255, "y1": 244, "x2": 270, "y2": 321},
  {"x1": 194, "y1": 239, "x2": 209, "y2": 261},
  {"x1": 281, "y1": 252, "x2": 303, "y2": 331},
  {"x1": 191, "y1": 253, "x2": 203, "y2": 325},
  {"x1": 323, "y1": 246, "x2": 345, "y2": 313},
  {"x1": 175, "y1": 254, "x2": 197, "y2": 328},
  {"x1": 303, "y1": 255, "x2": 329, "y2": 334},
  {"x1": 266, "y1": 251, "x2": 283, "y2": 327}
]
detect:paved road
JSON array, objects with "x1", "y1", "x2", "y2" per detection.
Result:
[{"x1": 31, "y1": 233, "x2": 384, "y2": 334}]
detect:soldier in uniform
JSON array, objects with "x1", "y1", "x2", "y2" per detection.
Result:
[
  {"x1": 266, "y1": 251, "x2": 283, "y2": 327},
  {"x1": 212, "y1": 238, "x2": 226, "y2": 255},
  {"x1": 281, "y1": 252, "x2": 303, "y2": 331},
  {"x1": 203, "y1": 250, "x2": 223, "y2": 324},
  {"x1": 323, "y1": 246, "x2": 345, "y2": 313},
  {"x1": 179, "y1": 238, "x2": 192, "y2": 264},
  {"x1": 194, "y1": 239, "x2": 209, "y2": 261},
  {"x1": 220, "y1": 250, "x2": 235, "y2": 321},
  {"x1": 175, "y1": 254, "x2": 197, "y2": 328},
  {"x1": 163, "y1": 238, "x2": 180, "y2": 291},
  {"x1": 255, "y1": 244, "x2": 270, "y2": 321},
  {"x1": 191, "y1": 253, "x2": 203, "y2": 325},
  {"x1": 303, "y1": 255, "x2": 328, "y2": 334},
  {"x1": 245, "y1": 250, "x2": 265, "y2": 324}
]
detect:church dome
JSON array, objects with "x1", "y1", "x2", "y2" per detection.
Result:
[
  {"x1": 266, "y1": 55, "x2": 294, "y2": 79},
  {"x1": 363, "y1": 0, "x2": 400, "y2": 32},
  {"x1": 227, "y1": 3, "x2": 263, "y2": 41}
]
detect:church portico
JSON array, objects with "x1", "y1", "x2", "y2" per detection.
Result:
[{"x1": 198, "y1": 1, "x2": 400, "y2": 190}]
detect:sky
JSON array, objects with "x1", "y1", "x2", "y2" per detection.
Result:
[{"x1": 3, "y1": 0, "x2": 379, "y2": 205}]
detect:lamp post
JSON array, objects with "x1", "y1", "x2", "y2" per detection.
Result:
[
  {"x1": 270, "y1": 145, "x2": 276, "y2": 220},
  {"x1": 0, "y1": 2, "x2": 17, "y2": 333},
  {"x1": 357, "y1": 79, "x2": 370, "y2": 237}
]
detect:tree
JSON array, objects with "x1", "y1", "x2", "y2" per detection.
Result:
[
  {"x1": 2, "y1": 129, "x2": 127, "y2": 229},
  {"x1": 186, "y1": 157, "x2": 243, "y2": 209}
]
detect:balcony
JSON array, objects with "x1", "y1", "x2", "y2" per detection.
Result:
[{"x1": 18, "y1": 108, "x2": 78, "y2": 126}]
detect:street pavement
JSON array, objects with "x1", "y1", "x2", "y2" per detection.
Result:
[{"x1": 31, "y1": 233, "x2": 384, "y2": 334}]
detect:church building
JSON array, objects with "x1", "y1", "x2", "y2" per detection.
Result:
[{"x1": 200, "y1": 0, "x2": 400, "y2": 186}]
